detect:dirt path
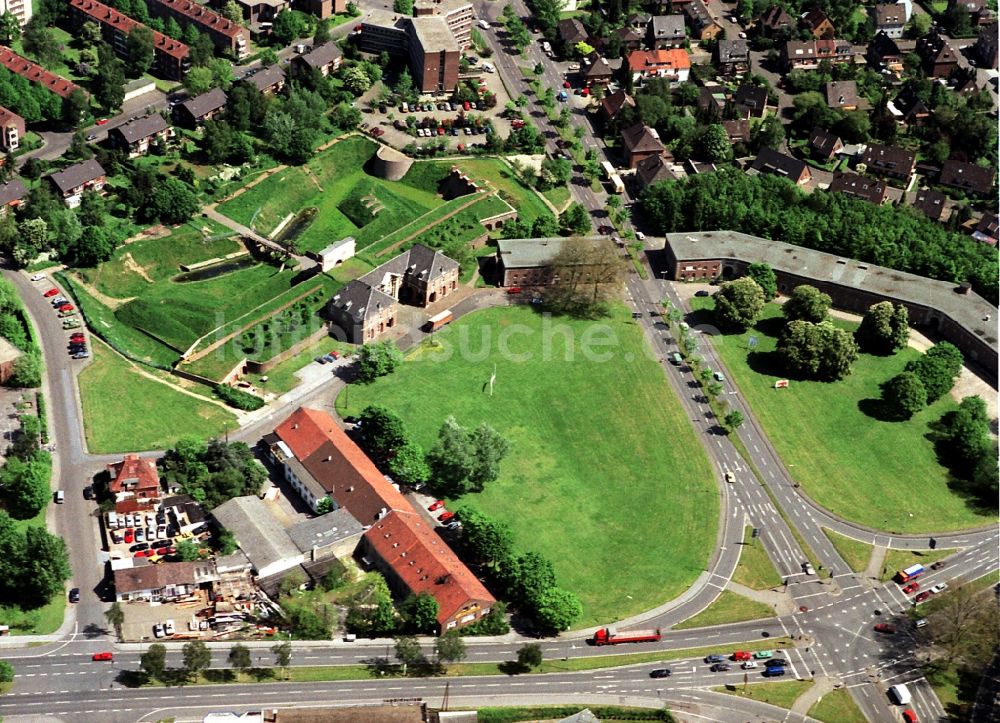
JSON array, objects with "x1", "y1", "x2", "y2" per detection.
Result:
[
  {"x1": 122, "y1": 252, "x2": 154, "y2": 284},
  {"x1": 67, "y1": 272, "x2": 134, "y2": 310},
  {"x1": 302, "y1": 166, "x2": 324, "y2": 193}
]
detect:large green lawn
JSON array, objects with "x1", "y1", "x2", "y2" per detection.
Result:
[
  {"x1": 79, "y1": 339, "x2": 236, "y2": 453},
  {"x1": 713, "y1": 680, "x2": 813, "y2": 710},
  {"x1": 808, "y1": 687, "x2": 868, "y2": 723},
  {"x1": 673, "y1": 590, "x2": 775, "y2": 629},
  {"x1": 689, "y1": 299, "x2": 994, "y2": 532},
  {"x1": 338, "y1": 306, "x2": 717, "y2": 625}
]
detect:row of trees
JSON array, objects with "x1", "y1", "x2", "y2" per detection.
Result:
[
  {"x1": 641, "y1": 170, "x2": 999, "y2": 302},
  {"x1": 0, "y1": 510, "x2": 71, "y2": 608},
  {"x1": 457, "y1": 506, "x2": 582, "y2": 632},
  {"x1": 0, "y1": 279, "x2": 42, "y2": 387},
  {"x1": 0, "y1": 414, "x2": 51, "y2": 519},
  {"x1": 139, "y1": 640, "x2": 293, "y2": 683},
  {"x1": 933, "y1": 396, "x2": 997, "y2": 502},
  {"x1": 160, "y1": 438, "x2": 267, "y2": 509}
]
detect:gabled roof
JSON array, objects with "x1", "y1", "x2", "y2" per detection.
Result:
[
  {"x1": 809, "y1": 127, "x2": 842, "y2": 157},
  {"x1": 918, "y1": 31, "x2": 959, "y2": 67},
  {"x1": 939, "y1": 160, "x2": 995, "y2": 194},
  {"x1": 716, "y1": 38, "x2": 749, "y2": 64},
  {"x1": 0, "y1": 105, "x2": 23, "y2": 129},
  {"x1": 0, "y1": 178, "x2": 27, "y2": 206},
  {"x1": 330, "y1": 279, "x2": 397, "y2": 324},
  {"x1": 734, "y1": 84, "x2": 768, "y2": 113},
  {"x1": 297, "y1": 41, "x2": 343, "y2": 70},
  {"x1": 869, "y1": 31, "x2": 903, "y2": 59},
  {"x1": 583, "y1": 55, "x2": 615, "y2": 79},
  {"x1": 180, "y1": 87, "x2": 228, "y2": 120},
  {"x1": 826, "y1": 80, "x2": 859, "y2": 108},
  {"x1": 751, "y1": 147, "x2": 809, "y2": 180},
  {"x1": 70, "y1": 0, "x2": 190, "y2": 60},
  {"x1": 616, "y1": 25, "x2": 645, "y2": 44},
  {"x1": 108, "y1": 454, "x2": 160, "y2": 494},
  {"x1": 801, "y1": 7, "x2": 832, "y2": 31},
  {"x1": 722, "y1": 118, "x2": 751, "y2": 142},
  {"x1": 911, "y1": 188, "x2": 947, "y2": 220},
  {"x1": 875, "y1": 4, "x2": 906, "y2": 25},
  {"x1": 0, "y1": 47, "x2": 85, "y2": 99},
  {"x1": 288, "y1": 508, "x2": 364, "y2": 553},
  {"x1": 829, "y1": 171, "x2": 888, "y2": 204},
  {"x1": 150, "y1": 0, "x2": 246, "y2": 39},
  {"x1": 684, "y1": 0, "x2": 718, "y2": 29},
  {"x1": 360, "y1": 243, "x2": 460, "y2": 288},
  {"x1": 557, "y1": 17, "x2": 589, "y2": 44},
  {"x1": 112, "y1": 114, "x2": 169, "y2": 144},
  {"x1": 601, "y1": 90, "x2": 635, "y2": 119},
  {"x1": 627, "y1": 48, "x2": 691, "y2": 72},
  {"x1": 636, "y1": 153, "x2": 678, "y2": 187},
  {"x1": 48, "y1": 159, "x2": 106, "y2": 194},
  {"x1": 113, "y1": 560, "x2": 202, "y2": 593},
  {"x1": 621, "y1": 123, "x2": 665, "y2": 154},
  {"x1": 760, "y1": 5, "x2": 794, "y2": 30},
  {"x1": 650, "y1": 14, "x2": 686, "y2": 39},
  {"x1": 246, "y1": 64, "x2": 285, "y2": 92},
  {"x1": 364, "y1": 510, "x2": 495, "y2": 627},
  {"x1": 894, "y1": 88, "x2": 930, "y2": 120},
  {"x1": 861, "y1": 142, "x2": 915, "y2": 174}
]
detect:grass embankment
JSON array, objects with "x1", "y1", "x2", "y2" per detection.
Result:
[
  {"x1": 713, "y1": 680, "x2": 813, "y2": 710},
  {"x1": 822, "y1": 529, "x2": 874, "y2": 573},
  {"x1": 78, "y1": 338, "x2": 236, "y2": 453},
  {"x1": 879, "y1": 548, "x2": 957, "y2": 582},
  {"x1": 338, "y1": 305, "x2": 717, "y2": 625},
  {"x1": 688, "y1": 299, "x2": 992, "y2": 533},
  {"x1": 807, "y1": 687, "x2": 868, "y2": 723},
  {"x1": 733, "y1": 525, "x2": 783, "y2": 589},
  {"x1": 673, "y1": 590, "x2": 776, "y2": 630}
]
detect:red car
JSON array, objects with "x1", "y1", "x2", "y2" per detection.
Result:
[
  {"x1": 95, "y1": 118, "x2": 108, "y2": 125},
  {"x1": 58, "y1": 304, "x2": 74, "y2": 312},
  {"x1": 731, "y1": 651, "x2": 752, "y2": 661},
  {"x1": 563, "y1": 81, "x2": 571, "y2": 88},
  {"x1": 155, "y1": 546, "x2": 176, "y2": 556},
  {"x1": 428, "y1": 500, "x2": 446, "y2": 511},
  {"x1": 506, "y1": 287, "x2": 522, "y2": 295},
  {"x1": 134, "y1": 549, "x2": 155, "y2": 558},
  {"x1": 902, "y1": 710, "x2": 917, "y2": 723},
  {"x1": 123, "y1": 528, "x2": 134, "y2": 544},
  {"x1": 438, "y1": 510, "x2": 455, "y2": 523},
  {"x1": 902, "y1": 582, "x2": 920, "y2": 595},
  {"x1": 43, "y1": 288, "x2": 59, "y2": 297},
  {"x1": 914, "y1": 591, "x2": 930, "y2": 603},
  {"x1": 874, "y1": 623, "x2": 896, "y2": 634},
  {"x1": 92, "y1": 651, "x2": 113, "y2": 661},
  {"x1": 581, "y1": 87, "x2": 590, "y2": 96},
  {"x1": 329, "y1": 350, "x2": 340, "y2": 359}
]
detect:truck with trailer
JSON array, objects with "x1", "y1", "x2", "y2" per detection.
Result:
[
  {"x1": 424, "y1": 310, "x2": 454, "y2": 333},
  {"x1": 591, "y1": 626, "x2": 662, "y2": 646},
  {"x1": 896, "y1": 564, "x2": 925, "y2": 584}
]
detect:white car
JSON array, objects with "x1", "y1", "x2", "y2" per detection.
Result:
[
  {"x1": 153, "y1": 623, "x2": 165, "y2": 638},
  {"x1": 635, "y1": 231, "x2": 645, "y2": 240},
  {"x1": 30, "y1": 273, "x2": 45, "y2": 282},
  {"x1": 930, "y1": 583, "x2": 947, "y2": 594},
  {"x1": 803, "y1": 561, "x2": 816, "y2": 575},
  {"x1": 164, "y1": 619, "x2": 175, "y2": 635},
  {"x1": 567, "y1": 63, "x2": 580, "y2": 71},
  {"x1": 741, "y1": 661, "x2": 758, "y2": 669}
]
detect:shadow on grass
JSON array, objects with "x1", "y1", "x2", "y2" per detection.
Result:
[
  {"x1": 858, "y1": 397, "x2": 909, "y2": 422},
  {"x1": 203, "y1": 669, "x2": 235, "y2": 683},
  {"x1": 498, "y1": 660, "x2": 532, "y2": 676}
]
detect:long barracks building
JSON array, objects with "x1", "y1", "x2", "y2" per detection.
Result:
[{"x1": 147, "y1": 0, "x2": 249, "y2": 59}]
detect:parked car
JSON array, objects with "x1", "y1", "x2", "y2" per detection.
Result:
[
  {"x1": 902, "y1": 582, "x2": 920, "y2": 594},
  {"x1": 153, "y1": 623, "x2": 165, "y2": 638},
  {"x1": 649, "y1": 668, "x2": 671, "y2": 678},
  {"x1": 428, "y1": 500, "x2": 446, "y2": 511},
  {"x1": 164, "y1": 619, "x2": 175, "y2": 635},
  {"x1": 724, "y1": 471, "x2": 735, "y2": 483},
  {"x1": 95, "y1": 118, "x2": 109, "y2": 125},
  {"x1": 314, "y1": 355, "x2": 329, "y2": 364},
  {"x1": 58, "y1": 304, "x2": 74, "y2": 312},
  {"x1": 765, "y1": 659, "x2": 788, "y2": 667},
  {"x1": 135, "y1": 528, "x2": 145, "y2": 542},
  {"x1": 695, "y1": 290, "x2": 710, "y2": 297},
  {"x1": 741, "y1": 661, "x2": 758, "y2": 669},
  {"x1": 123, "y1": 528, "x2": 134, "y2": 544},
  {"x1": 43, "y1": 288, "x2": 59, "y2": 297},
  {"x1": 753, "y1": 650, "x2": 773, "y2": 659},
  {"x1": 134, "y1": 549, "x2": 155, "y2": 558},
  {"x1": 732, "y1": 651, "x2": 752, "y2": 661},
  {"x1": 902, "y1": 710, "x2": 917, "y2": 723},
  {"x1": 802, "y1": 561, "x2": 816, "y2": 575},
  {"x1": 130, "y1": 543, "x2": 150, "y2": 552},
  {"x1": 930, "y1": 583, "x2": 947, "y2": 594},
  {"x1": 438, "y1": 510, "x2": 455, "y2": 523},
  {"x1": 874, "y1": 623, "x2": 896, "y2": 634},
  {"x1": 92, "y1": 652, "x2": 113, "y2": 661},
  {"x1": 82, "y1": 485, "x2": 94, "y2": 500},
  {"x1": 72, "y1": 351, "x2": 90, "y2": 359},
  {"x1": 68, "y1": 588, "x2": 80, "y2": 603},
  {"x1": 710, "y1": 663, "x2": 732, "y2": 672},
  {"x1": 713, "y1": 371, "x2": 725, "y2": 382},
  {"x1": 704, "y1": 654, "x2": 725, "y2": 664},
  {"x1": 915, "y1": 591, "x2": 930, "y2": 603},
  {"x1": 30, "y1": 273, "x2": 45, "y2": 282}
]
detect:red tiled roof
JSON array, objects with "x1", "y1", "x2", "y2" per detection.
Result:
[
  {"x1": 149, "y1": 0, "x2": 245, "y2": 40},
  {"x1": 627, "y1": 48, "x2": 691, "y2": 72},
  {"x1": 275, "y1": 407, "x2": 410, "y2": 524},
  {"x1": 365, "y1": 510, "x2": 495, "y2": 626},
  {"x1": 108, "y1": 454, "x2": 161, "y2": 494},
  {"x1": 0, "y1": 105, "x2": 23, "y2": 129},
  {"x1": 69, "y1": 0, "x2": 190, "y2": 60},
  {"x1": 0, "y1": 47, "x2": 85, "y2": 99}
]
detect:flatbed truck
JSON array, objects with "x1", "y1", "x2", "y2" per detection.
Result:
[{"x1": 591, "y1": 626, "x2": 662, "y2": 646}]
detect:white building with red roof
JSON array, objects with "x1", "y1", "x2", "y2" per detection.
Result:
[{"x1": 107, "y1": 454, "x2": 161, "y2": 504}]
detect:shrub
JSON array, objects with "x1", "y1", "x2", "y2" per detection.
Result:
[{"x1": 214, "y1": 384, "x2": 265, "y2": 411}]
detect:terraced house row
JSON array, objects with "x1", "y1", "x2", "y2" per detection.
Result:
[{"x1": 147, "y1": 0, "x2": 249, "y2": 59}]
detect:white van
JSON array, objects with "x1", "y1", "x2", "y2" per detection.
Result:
[
  {"x1": 55, "y1": 490, "x2": 65, "y2": 504},
  {"x1": 107, "y1": 511, "x2": 119, "y2": 529},
  {"x1": 888, "y1": 684, "x2": 911, "y2": 705},
  {"x1": 477, "y1": 19, "x2": 490, "y2": 29}
]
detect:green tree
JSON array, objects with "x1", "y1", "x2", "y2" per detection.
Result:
[
  {"x1": 125, "y1": 26, "x2": 155, "y2": 77},
  {"x1": 94, "y1": 43, "x2": 126, "y2": 110},
  {"x1": 881, "y1": 371, "x2": 927, "y2": 420},
  {"x1": 185, "y1": 66, "x2": 214, "y2": 95},
  {"x1": 778, "y1": 320, "x2": 859, "y2": 381},
  {"x1": 0, "y1": 12, "x2": 20, "y2": 46},
  {"x1": 145, "y1": 177, "x2": 200, "y2": 224},
  {"x1": 164, "y1": 17, "x2": 183, "y2": 40},
  {"x1": 220, "y1": 0, "x2": 244, "y2": 24},
  {"x1": 905, "y1": 341, "x2": 964, "y2": 403},
  {"x1": 182, "y1": 641, "x2": 211, "y2": 681},
  {"x1": 67, "y1": 130, "x2": 92, "y2": 161},
  {"x1": 435, "y1": 630, "x2": 466, "y2": 669},
  {"x1": 751, "y1": 115, "x2": 785, "y2": 151},
  {"x1": 356, "y1": 341, "x2": 404, "y2": 383},
  {"x1": 394, "y1": 0, "x2": 414, "y2": 13},
  {"x1": 713, "y1": 276, "x2": 765, "y2": 330},
  {"x1": 342, "y1": 65, "x2": 372, "y2": 96},
  {"x1": 698, "y1": 124, "x2": 734, "y2": 163},
  {"x1": 782, "y1": 284, "x2": 831, "y2": 323},
  {"x1": 856, "y1": 301, "x2": 909, "y2": 355},
  {"x1": 402, "y1": 593, "x2": 439, "y2": 634},
  {"x1": 394, "y1": 634, "x2": 424, "y2": 668},
  {"x1": 271, "y1": 640, "x2": 292, "y2": 676},
  {"x1": 516, "y1": 643, "x2": 543, "y2": 669},
  {"x1": 358, "y1": 405, "x2": 408, "y2": 458},
  {"x1": 228, "y1": 643, "x2": 252, "y2": 678},
  {"x1": 105, "y1": 602, "x2": 125, "y2": 637},
  {"x1": 176, "y1": 538, "x2": 201, "y2": 562},
  {"x1": 724, "y1": 409, "x2": 744, "y2": 430},
  {"x1": 1, "y1": 454, "x2": 51, "y2": 519},
  {"x1": 468, "y1": 423, "x2": 510, "y2": 491},
  {"x1": 457, "y1": 507, "x2": 513, "y2": 568},
  {"x1": 313, "y1": 17, "x2": 331, "y2": 43},
  {"x1": 63, "y1": 88, "x2": 89, "y2": 126},
  {"x1": 426, "y1": 416, "x2": 475, "y2": 496},
  {"x1": 745, "y1": 263, "x2": 777, "y2": 300},
  {"x1": 559, "y1": 202, "x2": 591, "y2": 235},
  {"x1": 938, "y1": 396, "x2": 991, "y2": 475},
  {"x1": 21, "y1": 525, "x2": 68, "y2": 605},
  {"x1": 272, "y1": 9, "x2": 305, "y2": 43},
  {"x1": 533, "y1": 587, "x2": 582, "y2": 632},
  {"x1": 22, "y1": 18, "x2": 60, "y2": 67},
  {"x1": 387, "y1": 441, "x2": 430, "y2": 486},
  {"x1": 0, "y1": 659, "x2": 14, "y2": 684},
  {"x1": 140, "y1": 643, "x2": 167, "y2": 681}
]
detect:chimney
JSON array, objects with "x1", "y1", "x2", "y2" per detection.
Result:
[{"x1": 326, "y1": 455, "x2": 332, "y2": 461}]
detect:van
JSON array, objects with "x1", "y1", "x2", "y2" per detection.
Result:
[
  {"x1": 670, "y1": 353, "x2": 682, "y2": 365},
  {"x1": 888, "y1": 684, "x2": 912, "y2": 705},
  {"x1": 55, "y1": 490, "x2": 65, "y2": 504},
  {"x1": 477, "y1": 19, "x2": 490, "y2": 29},
  {"x1": 762, "y1": 667, "x2": 785, "y2": 677}
]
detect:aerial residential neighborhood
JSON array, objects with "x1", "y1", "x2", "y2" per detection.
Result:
[{"x1": 0, "y1": 0, "x2": 995, "y2": 720}]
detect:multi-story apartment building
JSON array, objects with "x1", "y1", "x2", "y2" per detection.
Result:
[
  {"x1": 0, "y1": 105, "x2": 25, "y2": 151},
  {"x1": 0, "y1": 0, "x2": 31, "y2": 28},
  {"x1": 414, "y1": 0, "x2": 473, "y2": 50},
  {"x1": 0, "y1": 47, "x2": 85, "y2": 99},
  {"x1": 147, "y1": 0, "x2": 248, "y2": 59},
  {"x1": 68, "y1": 0, "x2": 190, "y2": 80},
  {"x1": 360, "y1": 16, "x2": 461, "y2": 92}
]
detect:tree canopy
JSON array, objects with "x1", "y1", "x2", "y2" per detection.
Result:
[
  {"x1": 782, "y1": 284, "x2": 831, "y2": 323},
  {"x1": 777, "y1": 320, "x2": 859, "y2": 381},
  {"x1": 905, "y1": 342, "x2": 964, "y2": 403},
  {"x1": 713, "y1": 276, "x2": 765, "y2": 330},
  {"x1": 855, "y1": 301, "x2": 909, "y2": 355},
  {"x1": 161, "y1": 437, "x2": 266, "y2": 509},
  {"x1": 745, "y1": 263, "x2": 777, "y2": 300},
  {"x1": 356, "y1": 341, "x2": 403, "y2": 383}
]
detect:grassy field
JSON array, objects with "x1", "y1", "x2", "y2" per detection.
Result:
[
  {"x1": 673, "y1": 590, "x2": 776, "y2": 630},
  {"x1": 713, "y1": 680, "x2": 813, "y2": 710},
  {"x1": 733, "y1": 526, "x2": 783, "y2": 589},
  {"x1": 338, "y1": 305, "x2": 717, "y2": 625},
  {"x1": 688, "y1": 298, "x2": 993, "y2": 532},
  {"x1": 79, "y1": 339, "x2": 236, "y2": 453},
  {"x1": 807, "y1": 687, "x2": 868, "y2": 723},
  {"x1": 880, "y1": 547, "x2": 956, "y2": 581},
  {"x1": 822, "y1": 529, "x2": 873, "y2": 573}
]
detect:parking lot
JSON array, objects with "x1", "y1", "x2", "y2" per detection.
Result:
[{"x1": 119, "y1": 591, "x2": 209, "y2": 643}]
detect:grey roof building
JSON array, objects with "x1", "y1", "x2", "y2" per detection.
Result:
[
  {"x1": 911, "y1": 188, "x2": 947, "y2": 221},
  {"x1": 47, "y1": 158, "x2": 106, "y2": 204},
  {"x1": 244, "y1": 64, "x2": 285, "y2": 94},
  {"x1": 715, "y1": 38, "x2": 749, "y2": 74},
  {"x1": 636, "y1": 153, "x2": 679, "y2": 189},
  {"x1": 212, "y1": 496, "x2": 304, "y2": 579},
  {"x1": 327, "y1": 280, "x2": 398, "y2": 342},
  {"x1": 0, "y1": 177, "x2": 27, "y2": 208},
  {"x1": 176, "y1": 87, "x2": 227, "y2": 127},
  {"x1": 939, "y1": 160, "x2": 995, "y2": 196},
  {"x1": 649, "y1": 15, "x2": 686, "y2": 47},
  {"x1": 662, "y1": 230, "x2": 999, "y2": 377},
  {"x1": 291, "y1": 41, "x2": 343, "y2": 75},
  {"x1": 288, "y1": 508, "x2": 364, "y2": 561},
  {"x1": 750, "y1": 147, "x2": 811, "y2": 185}
]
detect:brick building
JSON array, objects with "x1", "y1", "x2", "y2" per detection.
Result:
[
  {"x1": 0, "y1": 178, "x2": 27, "y2": 216},
  {"x1": 68, "y1": 0, "x2": 190, "y2": 80},
  {"x1": 147, "y1": 0, "x2": 249, "y2": 59},
  {"x1": 495, "y1": 236, "x2": 610, "y2": 287},
  {"x1": 47, "y1": 159, "x2": 106, "y2": 208},
  {"x1": 0, "y1": 105, "x2": 24, "y2": 151},
  {"x1": 107, "y1": 454, "x2": 161, "y2": 504},
  {"x1": 108, "y1": 114, "x2": 171, "y2": 157},
  {"x1": 0, "y1": 47, "x2": 85, "y2": 99},
  {"x1": 359, "y1": 16, "x2": 462, "y2": 92}
]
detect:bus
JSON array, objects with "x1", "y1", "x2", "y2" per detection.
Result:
[
  {"x1": 600, "y1": 161, "x2": 617, "y2": 180},
  {"x1": 896, "y1": 564, "x2": 925, "y2": 584},
  {"x1": 609, "y1": 174, "x2": 625, "y2": 194}
]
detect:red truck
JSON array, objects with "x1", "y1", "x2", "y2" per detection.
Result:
[{"x1": 591, "y1": 626, "x2": 662, "y2": 646}]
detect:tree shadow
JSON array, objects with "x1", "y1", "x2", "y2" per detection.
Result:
[
  {"x1": 203, "y1": 669, "x2": 235, "y2": 683},
  {"x1": 249, "y1": 667, "x2": 276, "y2": 682},
  {"x1": 115, "y1": 670, "x2": 149, "y2": 688},
  {"x1": 753, "y1": 315, "x2": 786, "y2": 339},
  {"x1": 858, "y1": 397, "x2": 908, "y2": 422},
  {"x1": 81, "y1": 623, "x2": 107, "y2": 639},
  {"x1": 746, "y1": 349, "x2": 787, "y2": 377},
  {"x1": 160, "y1": 668, "x2": 193, "y2": 687},
  {"x1": 498, "y1": 660, "x2": 531, "y2": 676}
]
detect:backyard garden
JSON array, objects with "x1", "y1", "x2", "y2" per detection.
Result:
[{"x1": 337, "y1": 305, "x2": 718, "y2": 625}]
